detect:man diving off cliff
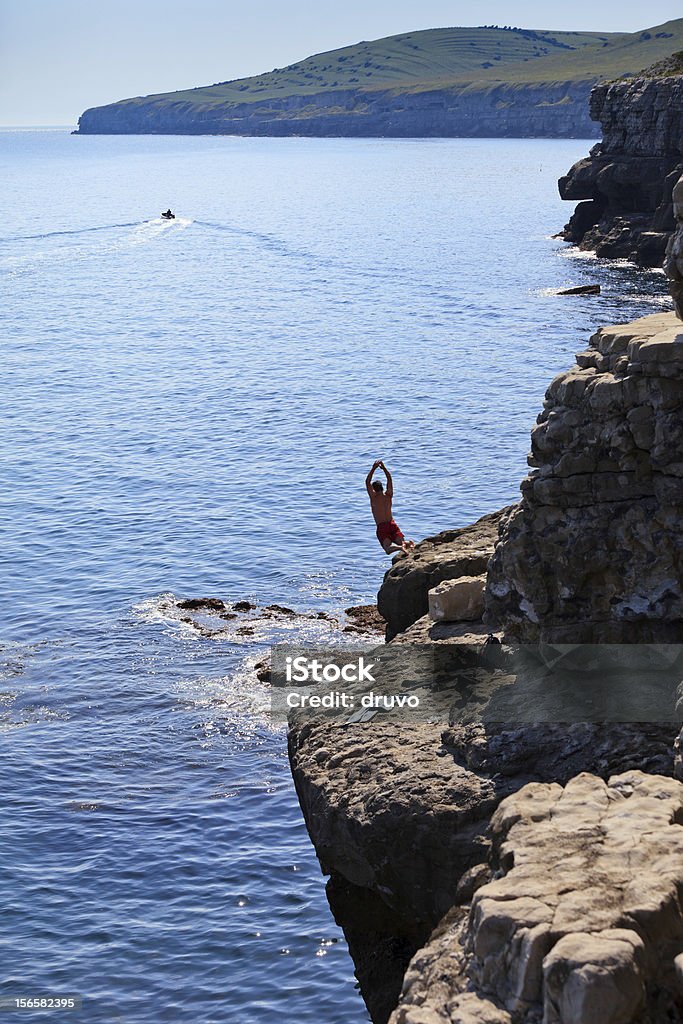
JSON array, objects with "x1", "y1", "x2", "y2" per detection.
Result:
[{"x1": 366, "y1": 460, "x2": 415, "y2": 556}]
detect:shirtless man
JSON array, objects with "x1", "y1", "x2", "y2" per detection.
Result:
[{"x1": 366, "y1": 460, "x2": 415, "y2": 556}]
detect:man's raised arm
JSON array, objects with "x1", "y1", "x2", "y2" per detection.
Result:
[
  {"x1": 379, "y1": 461, "x2": 393, "y2": 498},
  {"x1": 366, "y1": 460, "x2": 381, "y2": 495}
]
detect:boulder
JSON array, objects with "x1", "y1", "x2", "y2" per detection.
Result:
[
  {"x1": 428, "y1": 576, "x2": 486, "y2": 623},
  {"x1": 543, "y1": 931, "x2": 645, "y2": 1024}
]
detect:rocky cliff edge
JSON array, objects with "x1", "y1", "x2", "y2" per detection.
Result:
[{"x1": 286, "y1": 177, "x2": 683, "y2": 1024}]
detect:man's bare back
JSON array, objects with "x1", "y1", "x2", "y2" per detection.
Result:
[
  {"x1": 365, "y1": 460, "x2": 415, "y2": 556},
  {"x1": 369, "y1": 487, "x2": 393, "y2": 526}
]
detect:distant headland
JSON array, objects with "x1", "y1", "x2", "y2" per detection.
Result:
[{"x1": 75, "y1": 18, "x2": 683, "y2": 138}]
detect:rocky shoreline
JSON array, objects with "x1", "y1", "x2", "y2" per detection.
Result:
[
  {"x1": 559, "y1": 71, "x2": 683, "y2": 267},
  {"x1": 285, "y1": 174, "x2": 683, "y2": 1023}
]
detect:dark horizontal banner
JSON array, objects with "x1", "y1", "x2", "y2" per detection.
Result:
[{"x1": 268, "y1": 643, "x2": 683, "y2": 725}]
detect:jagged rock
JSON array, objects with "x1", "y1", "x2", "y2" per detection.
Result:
[
  {"x1": 344, "y1": 604, "x2": 387, "y2": 634},
  {"x1": 177, "y1": 596, "x2": 230, "y2": 613},
  {"x1": 265, "y1": 603, "x2": 296, "y2": 615},
  {"x1": 378, "y1": 508, "x2": 512, "y2": 640},
  {"x1": 559, "y1": 75, "x2": 683, "y2": 266},
  {"x1": 389, "y1": 772, "x2": 683, "y2": 1024},
  {"x1": 473, "y1": 771, "x2": 683, "y2": 1021},
  {"x1": 428, "y1": 576, "x2": 486, "y2": 623},
  {"x1": 486, "y1": 311, "x2": 683, "y2": 642}
]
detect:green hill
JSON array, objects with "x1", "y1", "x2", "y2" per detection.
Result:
[{"x1": 76, "y1": 18, "x2": 683, "y2": 138}]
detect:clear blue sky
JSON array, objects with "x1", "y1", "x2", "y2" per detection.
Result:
[{"x1": 2, "y1": 0, "x2": 680, "y2": 125}]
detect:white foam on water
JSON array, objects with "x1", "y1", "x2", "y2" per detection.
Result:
[
  {"x1": 559, "y1": 246, "x2": 600, "y2": 261},
  {"x1": 0, "y1": 217, "x2": 195, "y2": 276},
  {"x1": 174, "y1": 663, "x2": 277, "y2": 737},
  {"x1": 132, "y1": 591, "x2": 357, "y2": 646},
  {"x1": 128, "y1": 217, "x2": 193, "y2": 246}
]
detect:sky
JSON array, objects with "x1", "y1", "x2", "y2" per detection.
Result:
[{"x1": 2, "y1": 0, "x2": 681, "y2": 125}]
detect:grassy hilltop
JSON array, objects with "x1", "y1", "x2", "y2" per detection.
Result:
[{"x1": 77, "y1": 18, "x2": 683, "y2": 137}]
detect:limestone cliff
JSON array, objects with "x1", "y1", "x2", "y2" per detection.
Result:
[
  {"x1": 77, "y1": 81, "x2": 599, "y2": 139},
  {"x1": 559, "y1": 74, "x2": 683, "y2": 266},
  {"x1": 391, "y1": 772, "x2": 683, "y2": 1024},
  {"x1": 289, "y1": 706, "x2": 677, "y2": 1022},
  {"x1": 76, "y1": 19, "x2": 683, "y2": 140},
  {"x1": 287, "y1": 178, "x2": 683, "y2": 1024},
  {"x1": 485, "y1": 310, "x2": 683, "y2": 641}
]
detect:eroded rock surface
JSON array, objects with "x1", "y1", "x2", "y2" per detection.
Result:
[
  {"x1": 378, "y1": 509, "x2": 512, "y2": 640},
  {"x1": 486, "y1": 311, "x2": 683, "y2": 641},
  {"x1": 428, "y1": 575, "x2": 486, "y2": 623},
  {"x1": 289, "y1": 721, "x2": 499, "y2": 925},
  {"x1": 390, "y1": 771, "x2": 683, "y2": 1024},
  {"x1": 288, "y1": 706, "x2": 678, "y2": 1022},
  {"x1": 478, "y1": 771, "x2": 683, "y2": 1022}
]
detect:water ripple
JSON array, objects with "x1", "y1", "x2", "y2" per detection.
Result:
[{"x1": 0, "y1": 130, "x2": 668, "y2": 1022}]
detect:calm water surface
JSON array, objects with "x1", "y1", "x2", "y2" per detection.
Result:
[{"x1": 0, "y1": 130, "x2": 668, "y2": 1022}]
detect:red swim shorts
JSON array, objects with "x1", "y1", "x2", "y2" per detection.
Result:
[{"x1": 376, "y1": 520, "x2": 404, "y2": 547}]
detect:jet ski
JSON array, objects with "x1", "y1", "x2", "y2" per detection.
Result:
[{"x1": 161, "y1": 209, "x2": 175, "y2": 220}]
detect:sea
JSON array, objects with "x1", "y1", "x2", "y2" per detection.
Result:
[{"x1": 0, "y1": 129, "x2": 669, "y2": 1023}]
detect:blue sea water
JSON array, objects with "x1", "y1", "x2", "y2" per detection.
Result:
[{"x1": 0, "y1": 129, "x2": 669, "y2": 1022}]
